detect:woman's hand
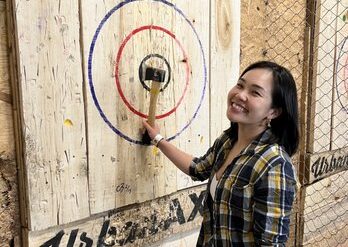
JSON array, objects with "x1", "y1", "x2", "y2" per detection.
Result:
[{"x1": 142, "y1": 120, "x2": 160, "y2": 140}]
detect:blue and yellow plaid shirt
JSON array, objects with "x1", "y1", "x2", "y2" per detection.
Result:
[{"x1": 189, "y1": 127, "x2": 298, "y2": 246}]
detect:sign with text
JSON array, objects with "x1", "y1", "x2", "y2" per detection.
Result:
[
  {"x1": 308, "y1": 147, "x2": 348, "y2": 184},
  {"x1": 30, "y1": 187, "x2": 206, "y2": 247}
]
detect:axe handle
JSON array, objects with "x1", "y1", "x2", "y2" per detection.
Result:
[{"x1": 148, "y1": 80, "x2": 161, "y2": 126}]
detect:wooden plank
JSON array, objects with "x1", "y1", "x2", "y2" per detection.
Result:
[
  {"x1": 81, "y1": 0, "x2": 211, "y2": 213},
  {"x1": 0, "y1": 2, "x2": 21, "y2": 245},
  {"x1": 6, "y1": 0, "x2": 30, "y2": 245},
  {"x1": 29, "y1": 186, "x2": 205, "y2": 247},
  {"x1": 0, "y1": 1, "x2": 14, "y2": 158},
  {"x1": 307, "y1": 146, "x2": 348, "y2": 183},
  {"x1": 210, "y1": 0, "x2": 240, "y2": 140},
  {"x1": 13, "y1": 0, "x2": 89, "y2": 230},
  {"x1": 80, "y1": 0, "x2": 118, "y2": 213},
  {"x1": 149, "y1": 229, "x2": 200, "y2": 247},
  {"x1": 173, "y1": 0, "x2": 210, "y2": 190},
  {"x1": 332, "y1": 0, "x2": 348, "y2": 150},
  {"x1": 309, "y1": 0, "x2": 337, "y2": 153},
  {"x1": 295, "y1": 0, "x2": 314, "y2": 244}
]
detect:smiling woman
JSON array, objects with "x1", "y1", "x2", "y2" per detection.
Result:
[
  {"x1": 226, "y1": 68, "x2": 277, "y2": 131},
  {"x1": 143, "y1": 60, "x2": 300, "y2": 246}
]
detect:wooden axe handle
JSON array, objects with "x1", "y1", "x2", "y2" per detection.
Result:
[{"x1": 147, "y1": 80, "x2": 161, "y2": 126}]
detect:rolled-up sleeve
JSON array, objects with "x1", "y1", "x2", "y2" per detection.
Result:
[{"x1": 253, "y1": 159, "x2": 298, "y2": 246}]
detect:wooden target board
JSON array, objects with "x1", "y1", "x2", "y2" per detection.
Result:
[
  {"x1": 82, "y1": 0, "x2": 210, "y2": 215},
  {"x1": 10, "y1": 0, "x2": 240, "y2": 235},
  {"x1": 308, "y1": 0, "x2": 348, "y2": 182},
  {"x1": 310, "y1": 0, "x2": 348, "y2": 154},
  {"x1": 310, "y1": 0, "x2": 338, "y2": 153},
  {"x1": 332, "y1": 0, "x2": 348, "y2": 150}
]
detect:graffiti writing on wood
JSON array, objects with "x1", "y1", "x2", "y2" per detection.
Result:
[
  {"x1": 40, "y1": 191, "x2": 205, "y2": 246},
  {"x1": 310, "y1": 152, "x2": 348, "y2": 182},
  {"x1": 115, "y1": 183, "x2": 132, "y2": 194}
]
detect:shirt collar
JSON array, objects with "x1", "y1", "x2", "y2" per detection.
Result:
[
  {"x1": 243, "y1": 128, "x2": 278, "y2": 155},
  {"x1": 224, "y1": 125, "x2": 278, "y2": 156}
]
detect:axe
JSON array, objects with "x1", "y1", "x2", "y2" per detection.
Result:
[{"x1": 141, "y1": 66, "x2": 166, "y2": 144}]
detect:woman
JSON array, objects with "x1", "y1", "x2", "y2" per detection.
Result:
[{"x1": 143, "y1": 61, "x2": 299, "y2": 246}]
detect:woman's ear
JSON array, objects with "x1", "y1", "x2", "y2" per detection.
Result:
[{"x1": 270, "y1": 107, "x2": 282, "y2": 119}]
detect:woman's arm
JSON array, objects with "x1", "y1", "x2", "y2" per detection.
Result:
[
  {"x1": 156, "y1": 138, "x2": 193, "y2": 175},
  {"x1": 142, "y1": 120, "x2": 193, "y2": 175}
]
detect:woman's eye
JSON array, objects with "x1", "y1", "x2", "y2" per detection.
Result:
[
  {"x1": 236, "y1": 83, "x2": 243, "y2": 88},
  {"x1": 252, "y1": 91, "x2": 261, "y2": 96}
]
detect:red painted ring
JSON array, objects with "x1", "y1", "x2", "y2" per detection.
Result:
[{"x1": 115, "y1": 25, "x2": 190, "y2": 119}]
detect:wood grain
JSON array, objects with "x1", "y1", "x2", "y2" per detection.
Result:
[
  {"x1": 29, "y1": 186, "x2": 205, "y2": 247},
  {"x1": 210, "y1": 0, "x2": 240, "y2": 140},
  {"x1": 12, "y1": 0, "x2": 89, "y2": 230}
]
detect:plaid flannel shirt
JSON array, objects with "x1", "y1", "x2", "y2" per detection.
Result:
[{"x1": 189, "y1": 127, "x2": 298, "y2": 246}]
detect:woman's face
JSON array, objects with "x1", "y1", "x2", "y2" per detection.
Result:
[{"x1": 226, "y1": 68, "x2": 279, "y2": 127}]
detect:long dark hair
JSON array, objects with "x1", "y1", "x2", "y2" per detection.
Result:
[{"x1": 231, "y1": 61, "x2": 299, "y2": 156}]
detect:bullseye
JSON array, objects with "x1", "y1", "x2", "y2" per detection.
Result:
[{"x1": 138, "y1": 54, "x2": 171, "y2": 92}]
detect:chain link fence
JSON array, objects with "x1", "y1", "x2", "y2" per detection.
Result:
[
  {"x1": 242, "y1": 0, "x2": 347, "y2": 246},
  {"x1": 264, "y1": 1, "x2": 306, "y2": 246},
  {"x1": 301, "y1": 0, "x2": 348, "y2": 246}
]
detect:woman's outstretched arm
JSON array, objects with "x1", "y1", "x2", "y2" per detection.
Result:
[{"x1": 142, "y1": 120, "x2": 193, "y2": 175}]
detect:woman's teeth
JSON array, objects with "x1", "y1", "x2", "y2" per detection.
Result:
[{"x1": 232, "y1": 102, "x2": 247, "y2": 112}]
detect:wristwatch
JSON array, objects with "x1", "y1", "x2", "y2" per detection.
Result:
[{"x1": 151, "y1": 134, "x2": 164, "y2": 147}]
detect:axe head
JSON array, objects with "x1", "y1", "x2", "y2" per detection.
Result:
[{"x1": 142, "y1": 66, "x2": 166, "y2": 82}]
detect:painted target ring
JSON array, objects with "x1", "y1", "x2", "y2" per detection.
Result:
[
  {"x1": 336, "y1": 37, "x2": 348, "y2": 114},
  {"x1": 115, "y1": 25, "x2": 190, "y2": 119},
  {"x1": 88, "y1": 0, "x2": 207, "y2": 145}
]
